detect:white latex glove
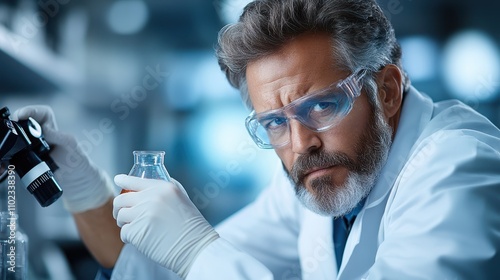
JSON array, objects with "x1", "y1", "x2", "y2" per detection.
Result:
[
  {"x1": 12, "y1": 105, "x2": 114, "y2": 213},
  {"x1": 113, "y1": 175, "x2": 220, "y2": 279}
]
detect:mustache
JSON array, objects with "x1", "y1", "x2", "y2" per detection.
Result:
[{"x1": 289, "y1": 150, "x2": 358, "y2": 186}]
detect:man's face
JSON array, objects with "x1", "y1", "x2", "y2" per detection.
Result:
[{"x1": 246, "y1": 33, "x2": 393, "y2": 217}]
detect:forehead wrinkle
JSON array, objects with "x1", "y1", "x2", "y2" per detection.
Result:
[{"x1": 256, "y1": 75, "x2": 315, "y2": 113}]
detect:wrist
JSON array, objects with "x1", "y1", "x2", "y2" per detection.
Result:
[{"x1": 167, "y1": 217, "x2": 220, "y2": 279}]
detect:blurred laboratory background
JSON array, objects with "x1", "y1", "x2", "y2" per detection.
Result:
[{"x1": 0, "y1": 0, "x2": 499, "y2": 279}]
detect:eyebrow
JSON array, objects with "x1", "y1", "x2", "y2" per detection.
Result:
[{"x1": 257, "y1": 83, "x2": 341, "y2": 115}]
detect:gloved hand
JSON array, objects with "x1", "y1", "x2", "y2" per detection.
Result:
[
  {"x1": 12, "y1": 105, "x2": 115, "y2": 213},
  {"x1": 113, "y1": 175, "x2": 219, "y2": 279}
]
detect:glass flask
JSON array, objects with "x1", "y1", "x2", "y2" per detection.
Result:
[
  {"x1": 121, "y1": 151, "x2": 171, "y2": 193},
  {"x1": 0, "y1": 212, "x2": 28, "y2": 280}
]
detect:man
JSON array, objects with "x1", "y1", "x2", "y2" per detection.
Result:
[{"x1": 13, "y1": 0, "x2": 500, "y2": 279}]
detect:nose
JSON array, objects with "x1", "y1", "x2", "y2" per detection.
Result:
[{"x1": 288, "y1": 119, "x2": 322, "y2": 154}]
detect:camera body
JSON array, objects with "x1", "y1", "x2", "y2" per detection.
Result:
[{"x1": 0, "y1": 106, "x2": 62, "y2": 207}]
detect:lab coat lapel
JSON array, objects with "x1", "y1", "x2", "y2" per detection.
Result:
[{"x1": 338, "y1": 87, "x2": 435, "y2": 279}]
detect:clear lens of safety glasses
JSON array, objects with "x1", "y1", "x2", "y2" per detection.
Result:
[{"x1": 246, "y1": 69, "x2": 367, "y2": 149}]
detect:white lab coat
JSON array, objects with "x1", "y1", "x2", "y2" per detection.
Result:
[{"x1": 111, "y1": 87, "x2": 500, "y2": 280}]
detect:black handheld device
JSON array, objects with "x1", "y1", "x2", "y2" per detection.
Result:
[{"x1": 0, "y1": 106, "x2": 62, "y2": 207}]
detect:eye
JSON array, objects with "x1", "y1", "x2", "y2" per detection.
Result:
[
  {"x1": 261, "y1": 116, "x2": 287, "y2": 130},
  {"x1": 309, "y1": 99, "x2": 339, "y2": 115},
  {"x1": 312, "y1": 102, "x2": 334, "y2": 112}
]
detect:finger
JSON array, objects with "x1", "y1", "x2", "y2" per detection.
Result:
[
  {"x1": 120, "y1": 222, "x2": 142, "y2": 245},
  {"x1": 120, "y1": 223, "x2": 132, "y2": 244},
  {"x1": 11, "y1": 106, "x2": 61, "y2": 146},
  {"x1": 115, "y1": 206, "x2": 139, "y2": 227},
  {"x1": 12, "y1": 105, "x2": 58, "y2": 130},
  {"x1": 113, "y1": 192, "x2": 140, "y2": 219},
  {"x1": 114, "y1": 174, "x2": 172, "y2": 192}
]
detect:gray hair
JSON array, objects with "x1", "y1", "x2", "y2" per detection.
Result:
[{"x1": 216, "y1": 0, "x2": 410, "y2": 110}]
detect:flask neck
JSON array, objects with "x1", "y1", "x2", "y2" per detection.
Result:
[{"x1": 133, "y1": 151, "x2": 165, "y2": 166}]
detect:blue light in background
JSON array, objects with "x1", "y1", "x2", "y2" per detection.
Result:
[
  {"x1": 218, "y1": 0, "x2": 253, "y2": 24},
  {"x1": 442, "y1": 30, "x2": 500, "y2": 102},
  {"x1": 197, "y1": 106, "x2": 249, "y2": 166},
  {"x1": 400, "y1": 36, "x2": 439, "y2": 82},
  {"x1": 193, "y1": 106, "x2": 276, "y2": 173},
  {"x1": 187, "y1": 104, "x2": 279, "y2": 191},
  {"x1": 107, "y1": 0, "x2": 149, "y2": 35},
  {"x1": 195, "y1": 54, "x2": 240, "y2": 101},
  {"x1": 164, "y1": 51, "x2": 240, "y2": 110}
]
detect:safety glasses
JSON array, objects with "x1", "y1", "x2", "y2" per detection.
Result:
[{"x1": 245, "y1": 69, "x2": 367, "y2": 149}]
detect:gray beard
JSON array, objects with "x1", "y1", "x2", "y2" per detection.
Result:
[{"x1": 285, "y1": 105, "x2": 393, "y2": 217}]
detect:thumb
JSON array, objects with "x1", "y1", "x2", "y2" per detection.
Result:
[{"x1": 114, "y1": 174, "x2": 171, "y2": 192}]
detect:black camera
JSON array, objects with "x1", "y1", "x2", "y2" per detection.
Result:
[{"x1": 0, "y1": 106, "x2": 63, "y2": 207}]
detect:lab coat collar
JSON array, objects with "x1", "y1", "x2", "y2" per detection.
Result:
[
  {"x1": 364, "y1": 86, "x2": 434, "y2": 210},
  {"x1": 338, "y1": 86, "x2": 435, "y2": 278}
]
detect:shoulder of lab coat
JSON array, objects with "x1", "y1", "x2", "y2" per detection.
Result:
[{"x1": 366, "y1": 93, "x2": 500, "y2": 279}]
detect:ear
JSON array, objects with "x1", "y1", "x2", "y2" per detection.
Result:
[{"x1": 375, "y1": 64, "x2": 403, "y2": 119}]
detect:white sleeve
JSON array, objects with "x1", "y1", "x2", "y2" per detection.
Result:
[
  {"x1": 187, "y1": 238, "x2": 274, "y2": 280},
  {"x1": 205, "y1": 165, "x2": 303, "y2": 279},
  {"x1": 367, "y1": 131, "x2": 500, "y2": 279},
  {"x1": 111, "y1": 244, "x2": 181, "y2": 280}
]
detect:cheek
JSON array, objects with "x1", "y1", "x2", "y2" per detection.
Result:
[
  {"x1": 321, "y1": 95, "x2": 373, "y2": 155},
  {"x1": 275, "y1": 149, "x2": 293, "y2": 172}
]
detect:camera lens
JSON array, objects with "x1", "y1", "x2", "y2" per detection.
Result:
[{"x1": 10, "y1": 149, "x2": 63, "y2": 207}]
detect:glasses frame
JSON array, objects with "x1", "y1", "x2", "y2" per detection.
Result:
[{"x1": 245, "y1": 69, "x2": 367, "y2": 149}]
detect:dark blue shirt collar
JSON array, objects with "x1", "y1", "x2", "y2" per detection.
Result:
[{"x1": 342, "y1": 196, "x2": 367, "y2": 223}]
